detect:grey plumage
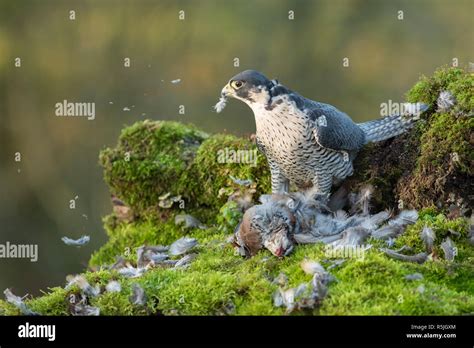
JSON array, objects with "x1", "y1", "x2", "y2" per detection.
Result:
[
  {"x1": 405, "y1": 273, "x2": 424, "y2": 281},
  {"x1": 218, "y1": 70, "x2": 428, "y2": 194},
  {"x1": 3, "y1": 289, "x2": 38, "y2": 315},
  {"x1": 437, "y1": 90, "x2": 456, "y2": 112},
  {"x1": 440, "y1": 237, "x2": 456, "y2": 262},
  {"x1": 420, "y1": 225, "x2": 436, "y2": 252},
  {"x1": 234, "y1": 190, "x2": 418, "y2": 257},
  {"x1": 380, "y1": 248, "x2": 428, "y2": 264}
]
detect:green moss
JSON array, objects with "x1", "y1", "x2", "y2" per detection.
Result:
[
  {"x1": 5, "y1": 66, "x2": 473, "y2": 316},
  {"x1": 349, "y1": 66, "x2": 473, "y2": 211},
  {"x1": 406, "y1": 66, "x2": 473, "y2": 112},
  {"x1": 89, "y1": 216, "x2": 187, "y2": 266},
  {"x1": 190, "y1": 134, "x2": 270, "y2": 209},
  {"x1": 99, "y1": 120, "x2": 208, "y2": 212},
  {"x1": 27, "y1": 287, "x2": 70, "y2": 316},
  {"x1": 9, "y1": 212, "x2": 473, "y2": 316}
]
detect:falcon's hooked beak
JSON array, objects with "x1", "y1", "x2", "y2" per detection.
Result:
[{"x1": 221, "y1": 83, "x2": 233, "y2": 98}]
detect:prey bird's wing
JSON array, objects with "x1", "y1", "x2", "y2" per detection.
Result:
[{"x1": 300, "y1": 97, "x2": 366, "y2": 152}]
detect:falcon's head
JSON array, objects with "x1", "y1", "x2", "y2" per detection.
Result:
[{"x1": 220, "y1": 70, "x2": 277, "y2": 107}]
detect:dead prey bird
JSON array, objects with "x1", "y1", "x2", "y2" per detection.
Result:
[
  {"x1": 61, "y1": 235, "x2": 90, "y2": 247},
  {"x1": 215, "y1": 70, "x2": 428, "y2": 195},
  {"x1": 233, "y1": 189, "x2": 418, "y2": 258}
]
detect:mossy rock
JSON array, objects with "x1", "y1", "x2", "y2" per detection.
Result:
[
  {"x1": 347, "y1": 66, "x2": 473, "y2": 214},
  {"x1": 100, "y1": 120, "x2": 270, "y2": 219},
  {"x1": 3, "y1": 66, "x2": 473, "y2": 316},
  {"x1": 2, "y1": 211, "x2": 473, "y2": 316}
]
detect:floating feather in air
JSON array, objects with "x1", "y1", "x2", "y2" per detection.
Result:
[{"x1": 61, "y1": 235, "x2": 90, "y2": 247}]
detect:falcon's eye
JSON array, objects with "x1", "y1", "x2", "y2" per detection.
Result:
[{"x1": 231, "y1": 80, "x2": 244, "y2": 89}]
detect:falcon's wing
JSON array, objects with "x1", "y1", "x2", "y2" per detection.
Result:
[{"x1": 292, "y1": 94, "x2": 366, "y2": 152}]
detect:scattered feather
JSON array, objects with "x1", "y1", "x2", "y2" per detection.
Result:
[
  {"x1": 272, "y1": 273, "x2": 288, "y2": 287},
  {"x1": 61, "y1": 235, "x2": 90, "y2": 247},
  {"x1": 4, "y1": 289, "x2": 38, "y2": 315},
  {"x1": 129, "y1": 283, "x2": 147, "y2": 306},
  {"x1": 437, "y1": 90, "x2": 456, "y2": 112},
  {"x1": 109, "y1": 256, "x2": 128, "y2": 270},
  {"x1": 440, "y1": 237, "x2": 456, "y2": 262},
  {"x1": 174, "y1": 253, "x2": 197, "y2": 268},
  {"x1": 326, "y1": 259, "x2": 346, "y2": 270},
  {"x1": 137, "y1": 245, "x2": 169, "y2": 268},
  {"x1": 71, "y1": 303, "x2": 100, "y2": 316},
  {"x1": 65, "y1": 275, "x2": 100, "y2": 297},
  {"x1": 105, "y1": 281, "x2": 121, "y2": 293},
  {"x1": 405, "y1": 273, "x2": 424, "y2": 281},
  {"x1": 385, "y1": 237, "x2": 396, "y2": 247},
  {"x1": 123, "y1": 107, "x2": 130, "y2": 111},
  {"x1": 169, "y1": 237, "x2": 198, "y2": 256},
  {"x1": 420, "y1": 225, "x2": 436, "y2": 252},
  {"x1": 158, "y1": 193, "x2": 182, "y2": 209},
  {"x1": 171, "y1": 79, "x2": 181, "y2": 84},
  {"x1": 350, "y1": 185, "x2": 373, "y2": 215},
  {"x1": 372, "y1": 225, "x2": 404, "y2": 240},
  {"x1": 381, "y1": 248, "x2": 427, "y2": 264},
  {"x1": 229, "y1": 175, "x2": 253, "y2": 187},
  {"x1": 300, "y1": 259, "x2": 325, "y2": 275},
  {"x1": 117, "y1": 266, "x2": 147, "y2": 278},
  {"x1": 174, "y1": 214, "x2": 207, "y2": 230},
  {"x1": 331, "y1": 227, "x2": 370, "y2": 247}
]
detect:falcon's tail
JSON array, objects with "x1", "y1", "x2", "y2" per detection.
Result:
[{"x1": 359, "y1": 103, "x2": 428, "y2": 143}]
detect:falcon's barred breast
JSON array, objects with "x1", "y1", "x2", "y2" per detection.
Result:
[{"x1": 218, "y1": 70, "x2": 427, "y2": 195}]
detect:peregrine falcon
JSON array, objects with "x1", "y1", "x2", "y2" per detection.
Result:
[{"x1": 217, "y1": 70, "x2": 427, "y2": 195}]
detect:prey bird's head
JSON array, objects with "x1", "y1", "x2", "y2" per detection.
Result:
[
  {"x1": 233, "y1": 201, "x2": 295, "y2": 258},
  {"x1": 220, "y1": 70, "x2": 277, "y2": 108}
]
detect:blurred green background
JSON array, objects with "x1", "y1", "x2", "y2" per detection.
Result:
[{"x1": 0, "y1": 0, "x2": 472, "y2": 296}]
